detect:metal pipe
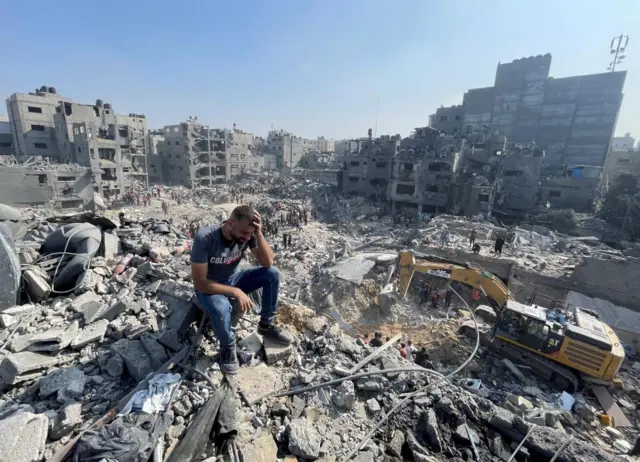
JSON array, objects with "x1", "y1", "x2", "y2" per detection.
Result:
[
  {"x1": 507, "y1": 425, "x2": 534, "y2": 462},
  {"x1": 549, "y1": 435, "x2": 574, "y2": 462}
]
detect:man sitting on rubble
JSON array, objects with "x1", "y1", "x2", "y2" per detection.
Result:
[{"x1": 191, "y1": 205, "x2": 295, "y2": 374}]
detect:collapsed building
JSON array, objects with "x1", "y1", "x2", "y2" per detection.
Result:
[
  {"x1": 3, "y1": 87, "x2": 150, "y2": 206},
  {"x1": 0, "y1": 157, "x2": 95, "y2": 209}
]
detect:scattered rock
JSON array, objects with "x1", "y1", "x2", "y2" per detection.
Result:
[
  {"x1": 50, "y1": 402, "x2": 82, "y2": 440},
  {"x1": 0, "y1": 411, "x2": 48, "y2": 462},
  {"x1": 289, "y1": 418, "x2": 321, "y2": 460},
  {"x1": 333, "y1": 380, "x2": 355, "y2": 410}
]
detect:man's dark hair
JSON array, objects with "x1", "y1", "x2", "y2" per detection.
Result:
[
  {"x1": 230, "y1": 205, "x2": 255, "y2": 222},
  {"x1": 401, "y1": 343, "x2": 406, "y2": 348}
]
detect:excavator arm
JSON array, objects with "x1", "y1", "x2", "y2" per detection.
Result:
[{"x1": 398, "y1": 250, "x2": 512, "y2": 307}]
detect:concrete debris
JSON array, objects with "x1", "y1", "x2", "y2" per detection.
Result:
[
  {"x1": 39, "y1": 367, "x2": 86, "y2": 401},
  {"x1": 0, "y1": 179, "x2": 638, "y2": 461},
  {"x1": 288, "y1": 418, "x2": 321, "y2": 459},
  {"x1": 0, "y1": 411, "x2": 48, "y2": 462},
  {"x1": 0, "y1": 223, "x2": 20, "y2": 311},
  {"x1": 49, "y1": 402, "x2": 82, "y2": 440}
]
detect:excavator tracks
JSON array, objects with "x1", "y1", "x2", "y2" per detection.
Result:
[{"x1": 491, "y1": 338, "x2": 580, "y2": 391}]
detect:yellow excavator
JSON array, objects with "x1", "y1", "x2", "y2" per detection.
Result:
[{"x1": 398, "y1": 250, "x2": 624, "y2": 389}]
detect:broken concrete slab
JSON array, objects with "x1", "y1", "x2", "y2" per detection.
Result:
[
  {"x1": 140, "y1": 336, "x2": 168, "y2": 366},
  {"x1": 242, "y1": 432, "x2": 278, "y2": 462},
  {"x1": 39, "y1": 367, "x2": 86, "y2": 401},
  {"x1": 102, "y1": 233, "x2": 121, "y2": 259},
  {"x1": 0, "y1": 223, "x2": 20, "y2": 311},
  {"x1": 288, "y1": 418, "x2": 321, "y2": 459},
  {"x1": 158, "y1": 329, "x2": 181, "y2": 351},
  {"x1": 0, "y1": 411, "x2": 48, "y2": 462},
  {"x1": 0, "y1": 351, "x2": 60, "y2": 385},
  {"x1": 238, "y1": 331, "x2": 264, "y2": 354},
  {"x1": 10, "y1": 322, "x2": 79, "y2": 353},
  {"x1": 0, "y1": 303, "x2": 35, "y2": 316},
  {"x1": 236, "y1": 363, "x2": 283, "y2": 403},
  {"x1": 263, "y1": 336, "x2": 293, "y2": 364},
  {"x1": 49, "y1": 402, "x2": 82, "y2": 440},
  {"x1": 327, "y1": 256, "x2": 376, "y2": 284},
  {"x1": 70, "y1": 291, "x2": 105, "y2": 324},
  {"x1": 418, "y1": 409, "x2": 442, "y2": 452},
  {"x1": 110, "y1": 338, "x2": 156, "y2": 381},
  {"x1": 70, "y1": 319, "x2": 109, "y2": 349},
  {"x1": 23, "y1": 269, "x2": 51, "y2": 303},
  {"x1": 100, "y1": 298, "x2": 130, "y2": 322}
]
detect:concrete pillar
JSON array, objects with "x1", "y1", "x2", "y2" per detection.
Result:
[{"x1": 391, "y1": 200, "x2": 396, "y2": 217}]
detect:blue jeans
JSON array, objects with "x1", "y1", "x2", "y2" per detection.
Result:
[{"x1": 195, "y1": 266, "x2": 280, "y2": 347}]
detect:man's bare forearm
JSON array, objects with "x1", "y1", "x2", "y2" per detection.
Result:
[{"x1": 254, "y1": 232, "x2": 274, "y2": 267}]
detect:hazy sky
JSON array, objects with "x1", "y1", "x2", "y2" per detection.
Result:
[{"x1": 1, "y1": 0, "x2": 637, "y2": 140}]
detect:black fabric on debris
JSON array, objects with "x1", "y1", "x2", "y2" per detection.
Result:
[
  {"x1": 73, "y1": 413, "x2": 171, "y2": 462},
  {"x1": 166, "y1": 378, "x2": 238, "y2": 462},
  {"x1": 39, "y1": 222, "x2": 101, "y2": 292}
]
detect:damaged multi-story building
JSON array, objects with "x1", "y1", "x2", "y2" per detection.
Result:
[
  {"x1": 430, "y1": 53, "x2": 626, "y2": 211},
  {"x1": 265, "y1": 130, "x2": 315, "y2": 170},
  {"x1": 0, "y1": 115, "x2": 14, "y2": 156},
  {"x1": 339, "y1": 129, "x2": 400, "y2": 200},
  {"x1": 162, "y1": 118, "x2": 227, "y2": 187},
  {"x1": 147, "y1": 129, "x2": 166, "y2": 184},
  {"x1": 4, "y1": 87, "x2": 150, "y2": 203},
  {"x1": 389, "y1": 127, "x2": 460, "y2": 215}
]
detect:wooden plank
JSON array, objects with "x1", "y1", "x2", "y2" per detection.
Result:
[{"x1": 591, "y1": 385, "x2": 631, "y2": 427}]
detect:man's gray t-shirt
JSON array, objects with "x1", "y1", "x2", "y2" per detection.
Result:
[{"x1": 191, "y1": 224, "x2": 257, "y2": 283}]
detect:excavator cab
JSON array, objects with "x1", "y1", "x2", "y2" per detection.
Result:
[{"x1": 494, "y1": 300, "x2": 563, "y2": 355}]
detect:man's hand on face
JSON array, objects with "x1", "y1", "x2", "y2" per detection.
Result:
[
  {"x1": 234, "y1": 289, "x2": 253, "y2": 314},
  {"x1": 253, "y1": 211, "x2": 262, "y2": 235}
]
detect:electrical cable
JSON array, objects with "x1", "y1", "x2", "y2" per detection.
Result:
[
  {"x1": 20, "y1": 225, "x2": 95, "y2": 295},
  {"x1": 341, "y1": 283, "x2": 481, "y2": 461}
]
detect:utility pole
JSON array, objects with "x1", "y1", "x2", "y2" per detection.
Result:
[
  {"x1": 608, "y1": 34, "x2": 629, "y2": 71},
  {"x1": 374, "y1": 100, "x2": 380, "y2": 138}
]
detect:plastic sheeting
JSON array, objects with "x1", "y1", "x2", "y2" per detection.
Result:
[
  {"x1": 39, "y1": 222, "x2": 101, "y2": 293},
  {"x1": 121, "y1": 373, "x2": 181, "y2": 415},
  {"x1": 73, "y1": 413, "x2": 172, "y2": 462}
]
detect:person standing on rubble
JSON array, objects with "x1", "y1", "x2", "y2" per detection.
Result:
[
  {"x1": 469, "y1": 228, "x2": 477, "y2": 248},
  {"x1": 421, "y1": 282, "x2": 432, "y2": 305},
  {"x1": 369, "y1": 332, "x2": 383, "y2": 347},
  {"x1": 439, "y1": 227, "x2": 449, "y2": 246},
  {"x1": 431, "y1": 290, "x2": 440, "y2": 308},
  {"x1": 191, "y1": 205, "x2": 295, "y2": 374},
  {"x1": 494, "y1": 235, "x2": 505, "y2": 255},
  {"x1": 282, "y1": 233, "x2": 288, "y2": 250},
  {"x1": 444, "y1": 287, "x2": 454, "y2": 308}
]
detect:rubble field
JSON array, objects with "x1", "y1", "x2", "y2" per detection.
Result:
[{"x1": 0, "y1": 174, "x2": 638, "y2": 461}]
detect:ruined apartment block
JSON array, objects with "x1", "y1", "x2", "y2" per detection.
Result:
[
  {"x1": 339, "y1": 130, "x2": 399, "y2": 200},
  {"x1": 162, "y1": 120, "x2": 227, "y2": 187},
  {"x1": 0, "y1": 115, "x2": 14, "y2": 156},
  {"x1": 147, "y1": 129, "x2": 166, "y2": 184},
  {"x1": 72, "y1": 117, "x2": 148, "y2": 200},
  {"x1": 266, "y1": 130, "x2": 315, "y2": 169},
  {"x1": 538, "y1": 165, "x2": 603, "y2": 211},
  {"x1": 390, "y1": 127, "x2": 460, "y2": 215},
  {"x1": 430, "y1": 53, "x2": 627, "y2": 212},
  {"x1": 453, "y1": 132, "x2": 507, "y2": 217},
  {"x1": 5, "y1": 86, "x2": 71, "y2": 159},
  {"x1": 227, "y1": 127, "x2": 262, "y2": 176},
  {"x1": 495, "y1": 143, "x2": 544, "y2": 214}
]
